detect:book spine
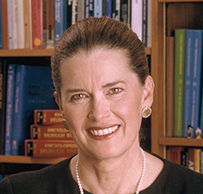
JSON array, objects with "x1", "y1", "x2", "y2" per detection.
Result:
[
  {"x1": 142, "y1": 0, "x2": 147, "y2": 46},
  {"x1": 11, "y1": 0, "x2": 18, "y2": 49},
  {"x1": 67, "y1": 0, "x2": 72, "y2": 28},
  {"x1": 166, "y1": 36, "x2": 175, "y2": 137},
  {"x1": 89, "y1": 0, "x2": 94, "y2": 17},
  {"x1": 7, "y1": 0, "x2": 13, "y2": 49},
  {"x1": 194, "y1": 149, "x2": 201, "y2": 173},
  {"x1": 30, "y1": 124, "x2": 73, "y2": 140},
  {"x1": 94, "y1": 0, "x2": 102, "y2": 17},
  {"x1": 183, "y1": 30, "x2": 194, "y2": 138},
  {"x1": 0, "y1": 1, "x2": 2, "y2": 49},
  {"x1": 31, "y1": 0, "x2": 43, "y2": 49},
  {"x1": 25, "y1": 139, "x2": 78, "y2": 157},
  {"x1": 200, "y1": 151, "x2": 203, "y2": 174},
  {"x1": 71, "y1": 0, "x2": 77, "y2": 25},
  {"x1": 63, "y1": 0, "x2": 68, "y2": 32},
  {"x1": 43, "y1": 0, "x2": 47, "y2": 48},
  {"x1": 120, "y1": 0, "x2": 128, "y2": 24},
  {"x1": 46, "y1": 0, "x2": 55, "y2": 48},
  {"x1": 188, "y1": 148, "x2": 195, "y2": 171},
  {"x1": 131, "y1": 0, "x2": 142, "y2": 41},
  {"x1": 190, "y1": 30, "x2": 203, "y2": 138},
  {"x1": 181, "y1": 150, "x2": 188, "y2": 167},
  {"x1": 173, "y1": 29, "x2": 186, "y2": 137},
  {"x1": 55, "y1": 0, "x2": 63, "y2": 43},
  {"x1": 85, "y1": 0, "x2": 90, "y2": 18},
  {"x1": 106, "y1": 0, "x2": 112, "y2": 18},
  {"x1": 0, "y1": 60, "x2": 7, "y2": 154},
  {"x1": 1, "y1": 0, "x2": 8, "y2": 49},
  {"x1": 17, "y1": 0, "x2": 24, "y2": 49},
  {"x1": 171, "y1": 146, "x2": 184, "y2": 164},
  {"x1": 23, "y1": 0, "x2": 31, "y2": 49},
  {"x1": 11, "y1": 65, "x2": 26, "y2": 155},
  {"x1": 5, "y1": 64, "x2": 16, "y2": 155},
  {"x1": 34, "y1": 109, "x2": 62, "y2": 125},
  {"x1": 147, "y1": 0, "x2": 151, "y2": 47},
  {"x1": 77, "y1": 0, "x2": 85, "y2": 21}
]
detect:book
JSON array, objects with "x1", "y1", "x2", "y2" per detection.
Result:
[
  {"x1": 34, "y1": 109, "x2": 62, "y2": 125},
  {"x1": 7, "y1": 0, "x2": 13, "y2": 49},
  {"x1": 89, "y1": 0, "x2": 94, "y2": 17},
  {"x1": 183, "y1": 30, "x2": 194, "y2": 138},
  {"x1": 147, "y1": 0, "x2": 151, "y2": 47},
  {"x1": 188, "y1": 148, "x2": 195, "y2": 171},
  {"x1": 173, "y1": 29, "x2": 186, "y2": 137},
  {"x1": 0, "y1": 0, "x2": 2, "y2": 49},
  {"x1": 1, "y1": 0, "x2": 8, "y2": 49},
  {"x1": 190, "y1": 30, "x2": 203, "y2": 138},
  {"x1": 77, "y1": 0, "x2": 85, "y2": 21},
  {"x1": 55, "y1": 0, "x2": 68, "y2": 44},
  {"x1": 43, "y1": 0, "x2": 47, "y2": 48},
  {"x1": 0, "y1": 60, "x2": 7, "y2": 154},
  {"x1": 171, "y1": 146, "x2": 184, "y2": 164},
  {"x1": 23, "y1": 0, "x2": 31, "y2": 49},
  {"x1": 200, "y1": 151, "x2": 203, "y2": 174},
  {"x1": 85, "y1": 0, "x2": 90, "y2": 18},
  {"x1": 131, "y1": 0, "x2": 142, "y2": 41},
  {"x1": 30, "y1": 124, "x2": 73, "y2": 140},
  {"x1": 25, "y1": 139, "x2": 78, "y2": 157},
  {"x1": 17, "y1": 0, "x2": 25, "y2": 49},
  {"x1": 181, "y1": 150, "x2": 188, "y2": 167},
  {"x1": 120, "y1": 0, "x2": 128, "y2": 25},
  {"x1": 5, "y1": 64, "x2": 16, "y2": 155},
  {"x1": 71, "y1": 0, "x2": 78, "y2": 25},
  {"x1": 31, "y1": 0, "x2": 43, "y2": 49},
  {"x1": 166, "y1": 36, "x2": 175, "y2": 137},
  {"x1": 106, "y1": 0, "x2": 112, "y2": 18},
  {"x1": 46, "y1": 0, "x2": 55, "y2": 48},
  {"x1": 142, "y1": 0, "x2": 148, "y2": 46},
  {"x1": 194, "y1": 149, "x2": 201, "y2": 173},
  {"x1": 94, "y1": 0, "x2": 102, "y2": 17},
  {"x1": 12, "y1": 0, "x2": 18, "y2": 49},
  {"x1": 11, "y1": 65, "x2": 58, "y2": 155}
]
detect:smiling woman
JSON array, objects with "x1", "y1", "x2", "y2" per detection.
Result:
[{"x1": 1, "y1": 17, "x2": 203, "y2": 194}]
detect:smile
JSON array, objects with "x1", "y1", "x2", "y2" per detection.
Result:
[{"x1": 89, "y1": 125, "x2": 119, "y2": 136}]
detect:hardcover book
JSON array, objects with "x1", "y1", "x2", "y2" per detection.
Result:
[
  {"x1": 173, "y1": 29, "x2": 186, "y2": 137},
  {"x1": 11, "y1": 65, "x2": 58, "y2": 155}
]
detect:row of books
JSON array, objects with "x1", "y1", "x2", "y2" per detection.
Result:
[
  {"x1": 170, "y1": 147, "x2": 203, "y2": 174},
  {"x1": 166, "y1": 29, "x2": 203, "y2": 138},
  {"x1": 25, "y1": 109, "x2": 78, "y2": 157},
  {"x1": 0, "y1": 0, "x2": 151, "y2": 50},
  {"x1": 1, "y1": 63, "x2": 59, "y2": 156}
]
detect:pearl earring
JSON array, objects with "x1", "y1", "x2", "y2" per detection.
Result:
[
  {"x1": 62, "y1": 119, "x2": 69, "y2": 130},
  {"x1": 142, "y1": 107, "x2": 152, "y2": 118}
]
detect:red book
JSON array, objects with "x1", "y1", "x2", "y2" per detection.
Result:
[
  {"x1": 25, "y1": 139, "x2": 78, "y2": 157},
  {"x1": 171, "y1": 146, "x2": 184, "y2": 164},
  {"x1": 1, "y1": 0, "x2": 8, "y2": 49},
  {"x1": 30, "y1": 124, "x2": 73, "y2": 140},
  {"x1": 31, "y1": 0, "x2": 43, "y2": 49},
  {"x1": 34, "y1": 110, "x2": 63, "y2": 125}
]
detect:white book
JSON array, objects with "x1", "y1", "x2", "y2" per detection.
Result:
[
  {"x1": 77, "y1": 0, "x2": 85, "y2": 21},
  {"x1": 11, "y1": 0, "x2": 18, "y2": 49},
  {"x1": 17, "y1": 0, "x2": 25, "y2": 49},
  {"x1": 7, "y1": 0, "x2": 13, "y2": 49},
  {"x1": 72, "y1": 0, "x2": 78, "y2": 25},
  {"x1": 131, "y1": 0, "x2": 142, "y2": 41}
]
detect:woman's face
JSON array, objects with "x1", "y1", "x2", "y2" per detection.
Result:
[{"x1": 55, "y1": 49, "x2": 153, "y2": 160}]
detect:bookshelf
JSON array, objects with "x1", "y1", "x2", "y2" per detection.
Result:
[{"x1": 151, "y1": 0, "x2": 203, "y2": 159}]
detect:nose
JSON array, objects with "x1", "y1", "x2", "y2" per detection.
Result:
[{"x1": 87, "y1": 96, "x2": 111, "y2": 122}]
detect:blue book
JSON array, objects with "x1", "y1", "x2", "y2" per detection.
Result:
[
  {"x1": 183, "y1": 30, "x2": 194, "y2": 137},
  {"x1": 94, "y1": 0, "x2": 102, "y2": 17},
  {"x1": 11, "y1": 65, "x2": 58, "y2": 155},
  {"x1": 190, "y1": 30, "x2": 203, "y2": 138},
  {"x1": 89, "y1": 0, "x2": 94, "y2": 16},
  {"x1": 106, "y1": 0, "x2": 112, "y2": 18},
  {"x1": 55, "y1": 0, "x2": 68, "y2": 44},
  {"x1": 4, "y1": 64, "x2": 16, "y2": 155}
]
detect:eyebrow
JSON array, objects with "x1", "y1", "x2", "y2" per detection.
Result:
[{"x1": 102, "y1": 81, "x2": 126, "y2": 88}]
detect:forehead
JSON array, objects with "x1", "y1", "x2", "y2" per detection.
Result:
[{"x1": 59, "y1": 48, "x2": 139, "y2": 88}]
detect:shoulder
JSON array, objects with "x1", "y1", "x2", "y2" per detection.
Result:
[{"x1": 0, "y1": 157, "x2": 75, "y2": 194}]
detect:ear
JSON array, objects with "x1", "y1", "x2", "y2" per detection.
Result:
[
  {"x1": 142, "y1": 75, "x2": 154, "y2": 109},
  {"x1": 54, "y1": 91, "x2": 64, "y2": 117}
]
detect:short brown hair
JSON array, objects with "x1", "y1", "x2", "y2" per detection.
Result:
[{"x1": 51, "y1": 16, "x2": 149, "y2": 96}]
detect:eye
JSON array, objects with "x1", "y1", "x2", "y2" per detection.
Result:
[
  {"x1": 109, "y1": 88, "x2": 122, "y2": 94},
  {"x1": 71, "y1": 93, "x2": 86, "y2": 100}
]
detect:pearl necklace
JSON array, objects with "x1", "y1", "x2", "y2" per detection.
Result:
[{"x1": 75, "y1": 147, "x2": 146, "y2": 194}]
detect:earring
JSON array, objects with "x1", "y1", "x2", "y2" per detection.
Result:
[
  {"x1": 142, "y1": 107, "x2": 152, "y2": 118},
  {"x1": 62, "y1": 119, "x2": 69, "y2": 130}
]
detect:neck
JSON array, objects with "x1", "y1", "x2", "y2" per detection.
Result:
[{"x1": 73, "y1": 147, "x2": 145, "y2": 194}]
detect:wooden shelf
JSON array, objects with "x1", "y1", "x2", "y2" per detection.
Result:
[
  {"x1": 0, "y1": 155, "x2": 66, "y2": 165},
  {"x1": 159, "y1": 0, "x2": 203, "y2": 2},
  {"x1": 159, "y1": 137, "x2": 203, "y2": 147},
  {"x1": 0, "y1": 47, "x2": 151, "y2": 57}
]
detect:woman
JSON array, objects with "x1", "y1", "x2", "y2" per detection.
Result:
[{"x1": 1, "y1": 17, "x2": 203, "y2": 194}]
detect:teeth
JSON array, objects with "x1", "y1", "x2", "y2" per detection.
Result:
[{"x1": 89, "y1": 125, "x2": 119, "y2": 136}]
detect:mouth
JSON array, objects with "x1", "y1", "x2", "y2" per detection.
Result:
[{"x1": 88, "y1": 125, "x2": 119, "y2": 136}]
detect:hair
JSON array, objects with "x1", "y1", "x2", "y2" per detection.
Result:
[{"x1": 51, "y1": 16, "x2": 149, "y2": 97}]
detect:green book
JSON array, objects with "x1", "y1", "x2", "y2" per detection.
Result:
[{"x1": 173, "y1": 29, "x2": 186, "y2": 137}]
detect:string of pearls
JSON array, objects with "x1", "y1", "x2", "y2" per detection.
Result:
[{"x1": 75, "y1": 147, "x2": 146, "y2": 194}]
